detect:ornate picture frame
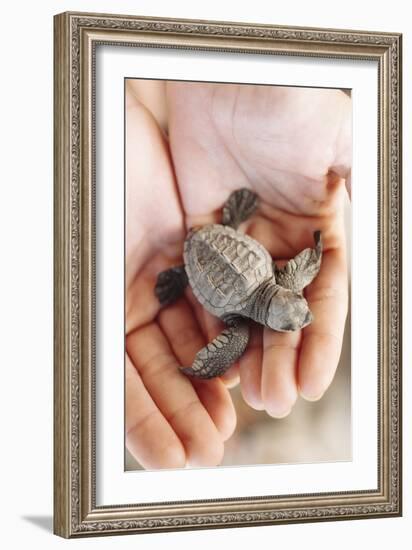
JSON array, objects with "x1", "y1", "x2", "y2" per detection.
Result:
[{"x1": 53, "y1": 11, "x2": 402, "y2": 538}]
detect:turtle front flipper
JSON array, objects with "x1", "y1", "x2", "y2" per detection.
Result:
[
  {"x1": 155, "y1": 265, "x2": 188, "y2": 306},
  {"x1": 180, "y1": 317, "x2": 249, "y2": 379},
  {"x1": 274, "y1": 231, "x2": 323, "y2": 293},
  {"x1": 222, "y1": 188, "x2": 258, "y2": 229}
]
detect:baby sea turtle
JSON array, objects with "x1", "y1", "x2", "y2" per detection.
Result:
[{"x1": 155, "y1": 188, "x2": 322, "y2": 379}]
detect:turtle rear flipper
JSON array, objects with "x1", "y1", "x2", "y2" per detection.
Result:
[
  {"x1": 180, "y1": 317, "x2": 249, "y2": 379},
  {"x1": 274, "y1": 231, "x2": 323, "y2": 293},
  {"x1": 155, "y1": 265, "x2": 188, "y2": 306},
  {"x1": 222, "y1": 188, "x2": 258, "y2": 229}
]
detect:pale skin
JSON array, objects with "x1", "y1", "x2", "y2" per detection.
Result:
[{"x1": 126, "y1": 81, "x2": 351, "y2": 469}]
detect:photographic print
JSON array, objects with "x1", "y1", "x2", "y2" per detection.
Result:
[
  {"x1": 53, "y1": 12, "x2": 401, "y2": 538},
  {"x1": 124, "y1": 79, "x2": 352, "y2": 472}
]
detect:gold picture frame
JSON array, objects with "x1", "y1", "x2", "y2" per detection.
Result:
[{"x1": 53, "y1": 11, "x2": 402, "y2": 538}]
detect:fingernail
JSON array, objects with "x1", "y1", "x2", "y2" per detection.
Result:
[
  {"x1": 246, "y1": 398, "x2": 265, "y2": 411},
  {"x1": 223, "y1": 375, "x2": 240, "y2": 389},
  {"x1": 299, "y1": 385, "x2": 325, "y2": 402},
  {"x1": 267, "y1": 405, "x2": 292, "y2": 419},
  {"x1": 242, "y1": 390, "x2": 264, "y2": 411}
]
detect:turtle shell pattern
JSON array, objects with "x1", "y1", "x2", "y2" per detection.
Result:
[{"x1": 184, "y1": 224, "x2": 273, "y2": 318}]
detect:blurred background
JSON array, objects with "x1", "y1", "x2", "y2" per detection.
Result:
[{"x1": 125, "y1": 79, "x2": 351, "y2": 470}]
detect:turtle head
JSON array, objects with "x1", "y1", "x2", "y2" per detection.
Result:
[{"x1": 266, "y1": 287, "x2": 313, "y2": 332}]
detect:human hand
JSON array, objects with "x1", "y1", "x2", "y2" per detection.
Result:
[
  {"x1": 166, "y1": 82, "x2": 351, "y2": 417},
  {"x1": 125, "y1": 84, "x2": 236, "y2": 469}
]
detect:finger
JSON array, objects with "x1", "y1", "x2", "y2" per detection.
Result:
[
  {"x1": 126, "y1": 252, "x2": 182, "y2": 334},
  {"x1": 184, "y1": 287, "x2": 214, "y2": 340},
  {"x1": 220, "y1": 363, "x2": 240, "y2": 388},
  {"x1": 201, "y1": 307, "x2": 225, "y2": 344},
  {"x1": 125, "y1": 354, "x2": 186, "y2": 469},
  {"x1": 158, "y1": 297, "x2": 206, "y2": 366},
  {"x1": 239, "y1": 324, "x2": 264, "y2": 410},
  {"x1": 298, "y1": 247, "x2": 348, "y2": 400},
  {"x1": 158, "y1": 298, "x2": 237, "y2": 440},
  {"x1": 126, "y1": 269, "x2": 161, "y2": 333},
  {"x1": 127, "y1": 323, "x2": 224, "y2": 467},
  {"x1": 191, "y1": 377, "x2": 237, "y2": 440},
  {"x1": 261, "y1": 328, "x2": 301, "y2": 418}
]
